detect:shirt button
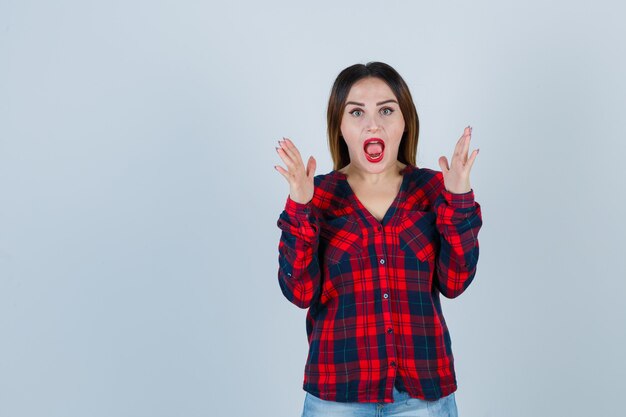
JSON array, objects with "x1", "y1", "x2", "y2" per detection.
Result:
[
  {"x1": 380, "y1": 259, "x2": 385, "y2": 265},
  {"x1": 377, "y1": 225, "x2": 382, "y2": 231},
  {"x1": 390, "y1": 361, "x2": 396, "y2": 368},
  {"x1": 383, "y1": 293, "x2": 389, "y2": 299},
  {"x1": 387, "y1": 327, "x2": 393, "y2": 334}
]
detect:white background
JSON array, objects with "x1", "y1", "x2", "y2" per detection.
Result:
[{"x1": 1, "y1": 1, "x2": 625, "y2": 416}]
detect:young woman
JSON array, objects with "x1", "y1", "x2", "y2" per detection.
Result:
[{"x1": 274, "y1": 62, "x2": 482, "y2": 417}]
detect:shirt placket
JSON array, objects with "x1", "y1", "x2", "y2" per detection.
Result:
[{"x1": 372, "y1": 221, "x2": 398, "y2": 401}]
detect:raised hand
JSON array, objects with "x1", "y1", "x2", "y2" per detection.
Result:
[
  {"x1": 438, "y1": 126, "x2": 479, "y2": 194},
  {"x1": 274, "y1": 137, "x2": 317, "y2": 204}
]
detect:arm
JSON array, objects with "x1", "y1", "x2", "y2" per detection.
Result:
[
  {"x1": 433, "y1": 125, "x2": 482, "y2": 298},
  {"x1": 274, "y1": 136, "x2": 320, "y2": 308},
  {"x1": 433, "y1": 185, "x2": 483, "y2": 299},
  {"x1": 277, "y1": 195, "x2": 322, "y2": 309}
]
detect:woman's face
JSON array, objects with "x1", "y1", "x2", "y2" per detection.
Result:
[{"x1": 340, "y1": 76, "x2": 405, "y2": 174}]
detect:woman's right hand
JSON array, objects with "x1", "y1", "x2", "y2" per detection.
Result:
[{"x1": 275, "y1": 137, "x2": 316, "y2": 205}]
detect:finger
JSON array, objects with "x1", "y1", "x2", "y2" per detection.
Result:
[
  {"x1": 276, "y1": 146, "x2": 296, "y2": 171},
  {"x1": 283, "y1": 137, "x2": 303, "y2": 160},
  {"x1": 455, "y1": 127, "x2": 470, "y2": 153},
  {"x1": 438, "y1": 156, "x2": 450, "y2": 173},
  {"x1": 280, "y1": 138, "x2": 304, "y2": 168},
  {"x1": 462, "y1": 126, "x2": 472, "y2": 160},
  {"x1": 274, "y1": 164, "x2": 291, "y2": 181},
  {"x1": 466, "y1": 148, "x2": 479, "y2": 171},
  {"x1": 452, "y1": 126, "x2": 471, "y2": 166},
  {"x1": 277, "y1": 140, "x2": 296, "y2": 164},
  {"x1": 278, "y1": 142, "x2": 303, "y2": 174},
  {"x1": 277, "y1": 138, "x2": 301, "y2": 168},
  {"x1": 276, "y1": 150, "x2": 303, "y2": 181},
  {"x1": 306, "y1": 156, "x2": 316, "y2": 178},
  {"x1": 451, "y1": 127, "x2": 469, "y2": 163}
]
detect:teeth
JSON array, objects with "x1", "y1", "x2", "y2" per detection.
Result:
[{"x1": 365, "y1": 139, "x2": 384, "y2": 161}]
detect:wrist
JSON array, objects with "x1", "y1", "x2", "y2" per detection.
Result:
[
  {"x1": 441, "y1": 188, "x2": 475, "y2": 208},
  {"x1": 445, "y1": 188, "x2": 472, "y2": 195},
  {"x1": 285, "y1": 195, "x2": 313, "y2": 217},
  {"x1": 289, "y1": 195, "x2": 312, "y2": 205}
]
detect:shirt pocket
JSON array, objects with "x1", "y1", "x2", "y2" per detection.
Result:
[
  {"x1": 398, "y1": 210, "x2": 437, "y2": 264},
  {"x1": 320, "y1": 215, "x2": 363, "y2": 264}
]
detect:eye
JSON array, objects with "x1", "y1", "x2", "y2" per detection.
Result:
[
  {"x1": 349, "y1": 109, "x2": 363, "y2": 117},
  {"x1": 381, "y1": 107, "x2": 394, "y2": 116}
]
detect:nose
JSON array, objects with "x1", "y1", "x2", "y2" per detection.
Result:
[{"x1": 366, "y1": 114, "x2": 380, "y2": 132}]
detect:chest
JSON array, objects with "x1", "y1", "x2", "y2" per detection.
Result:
[{"x1": 349, "y1": 179, "x2": 402, "y2": 222}]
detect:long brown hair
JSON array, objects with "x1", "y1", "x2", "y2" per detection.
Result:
[{"x1": 326, "y1": 62, "x2": 419, "y2": 170}]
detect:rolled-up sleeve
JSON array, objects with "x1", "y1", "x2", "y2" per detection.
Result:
[
  {"x1": 276, "y1": 196, "x2": 321, "y2": 308},
  {"x1": 433, "y1": 175, "x2": 483, "y2": 298}
]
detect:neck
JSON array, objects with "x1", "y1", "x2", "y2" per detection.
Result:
[{"x1": 343, "y1": 161, "x2": 406, "y2": 185}]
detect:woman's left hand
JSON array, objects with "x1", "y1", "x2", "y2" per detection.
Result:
[{"x1": 438, "y1": 126, "x2": 479, "y2": 194}]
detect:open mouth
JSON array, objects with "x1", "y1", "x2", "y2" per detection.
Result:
[{"x1": 363, "y1": 138, "x2": 385, "y2": 162}]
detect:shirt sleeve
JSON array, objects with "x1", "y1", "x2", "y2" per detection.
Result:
[
  {"x1": 432, "y1": 176, "x2": 483, "y2": 298},
  {"x1": 276, "y1": 195, "x2": 322, "y2": 308}
]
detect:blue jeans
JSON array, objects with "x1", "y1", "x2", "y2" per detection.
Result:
[{"x1": 301, "y1": 385, "x2": 458, "y2": 417}]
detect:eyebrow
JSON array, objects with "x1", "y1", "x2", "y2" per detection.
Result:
[{"x1": 345, "y1": 99, "x2": 399, "y2": 107}]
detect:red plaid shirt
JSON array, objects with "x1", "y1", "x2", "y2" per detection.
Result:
[{"x1": 276, "y1": 164, "x2": 483, "y2": 403}]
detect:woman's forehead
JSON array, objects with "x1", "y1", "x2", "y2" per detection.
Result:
[{"x1": 346, "y1": 77, "x2": 396, "y2": 102}]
